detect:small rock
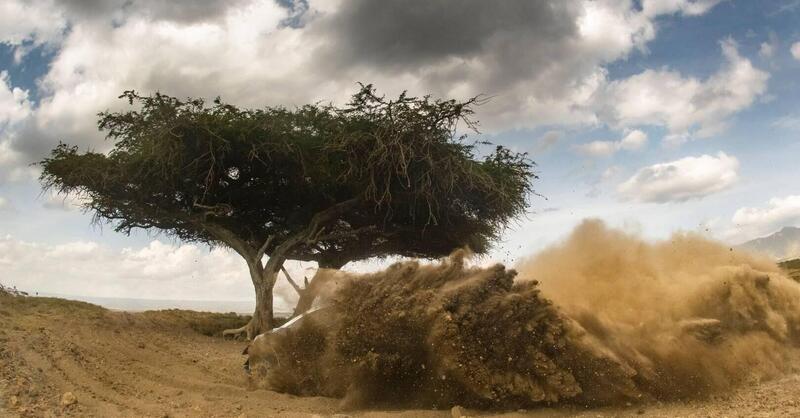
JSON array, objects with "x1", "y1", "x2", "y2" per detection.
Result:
[
  {"x1": 451, "y1": 405, "x2": 465, "y2": 418},
  {"x1": 61, "y1": 391, "x2": 77, "y2": 406},
  {"x1": 637, "y1": 409, "x2": 646, "y2": 415},
  {"x1": 9, "y1": 395, "x2": 19, "y2": 407},
  {"x1": 137, "y1": 342, "x2": 145, "y2": 349}
]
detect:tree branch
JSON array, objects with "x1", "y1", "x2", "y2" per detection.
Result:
[
  {"x1": 307, "y1": 197, "x2": 363, "y2": 235},
  {"x1": 255, "y1": 235, "x2": 276, "y2": 264},
  {"x1": 308, "y1": 225, "x2": 377, "y2": 245},
  {"x1": 202, "y1": 222, "x2": 255, "y2": 260},
  {"x1": 281, "y1": 266, "x2": 303, "y2": 295},
  {"x1": 193, "y1": 198, "x2": 233, "y2": 217},
  {"x1": 262, "y1": 197, "x2": 364, "y2": 275}
]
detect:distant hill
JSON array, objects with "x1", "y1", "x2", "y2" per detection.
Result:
[{"x1": 738, "y1": 226, "x2": 800, "y2": 260}]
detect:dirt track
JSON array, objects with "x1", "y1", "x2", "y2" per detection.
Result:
[{"x1": 1, "y1": 293, "x2": 800, "y2": 418}]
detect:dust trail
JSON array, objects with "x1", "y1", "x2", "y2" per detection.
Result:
[
  {"x1": 256, "y1": 220, "x2": 800, "y2": 408},
  {"x1": 517, "y1": 220, "x2": 800, "y2": 400}
]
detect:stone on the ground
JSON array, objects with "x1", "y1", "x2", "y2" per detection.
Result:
[{"x1": 60, "y1": 392, "x2": 77, "y2": 406}]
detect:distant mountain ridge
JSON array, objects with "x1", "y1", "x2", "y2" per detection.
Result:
[{"x1": 738, "y1": 226, "x2": 800, "y2": 260}]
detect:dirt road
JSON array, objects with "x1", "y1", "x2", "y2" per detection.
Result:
[{"x1": 1, "y1": 293, "x2": 799, "y2": 417}]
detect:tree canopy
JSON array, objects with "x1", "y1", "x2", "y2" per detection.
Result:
[{"x1": 40, "y1": 85, "x2": 536, "y2": 336}]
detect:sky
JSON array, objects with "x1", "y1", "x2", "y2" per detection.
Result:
[{"x1": 1, "y1": 0, "x2": 800, "y2": 311}]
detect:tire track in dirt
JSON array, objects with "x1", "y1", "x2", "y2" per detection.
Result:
[{"x1": 3, "y1": 292, "x2": 800, "y2": 417}]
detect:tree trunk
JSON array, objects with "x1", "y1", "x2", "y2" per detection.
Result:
[
  {"x1": 291, "y1": 259, "x2": 345, "y2": 318},
  {"x1": 223, "y1": 260, "x2": 278, "y2": 340},
  {"x1": 250, "y1": 276, "x2": 275, "y2": 335},
  {"x1": 217, "y1": 198, "x2": 362, "y2": 339}
]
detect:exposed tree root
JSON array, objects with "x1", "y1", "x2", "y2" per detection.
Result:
[{"x1": 222, "y1": 322, "x2": 253, "y2": 340}]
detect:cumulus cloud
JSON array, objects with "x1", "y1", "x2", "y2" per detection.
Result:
[
  {"x1": 596, "y1": 39, "x2": 768, "y2": 144},
  {"x1": 0, "y1": 72, "x2": 32, "y2": 126},
  {"x1": 641, "y1": 0, "x2": 724, "y2": 17},
  {"x1": 0, "y1": 0, "x2": 66, "y2": 48},
  {"x1": 575, "y1": 129, "x2": 648, "y2": 157},
  {"x1": 617, "y1": 152, "x2": 739, "y2": 203},
  {"x1": 0, "y1": 73, "x2": 36, "y2": 182},
  {"x1": 0, "y1": 0, "x2": 739, "y2": 182},
  {"x1": 41, "y1": 192, "x2": 87, "y2": 211},
  {"x1": 0, "y1": 236, "x2": 315, "y2": 312},
  {"x1": 759, "y1": 33, "x2": 779, "y2": 60},
  {"x1": 792, "y1": 42, "x2": 800, "y2": 60},
  {"x1": 313, "y1": 0, "x2": 676, "y2": 130},
  {"x1": 0, "y1": 196, "x2": 12, "y2": 211},
  {"x1": 731, "y1": 195, "x2": 800, "y2": 239}
]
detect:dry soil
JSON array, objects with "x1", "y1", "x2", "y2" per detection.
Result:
[{"x1": 1, "y1": 293, "x2": 799, "y2": 418}]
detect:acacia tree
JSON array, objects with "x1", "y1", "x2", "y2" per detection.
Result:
[{"x1": 40, "y1": 85, "x2": 535, "y2": 339}]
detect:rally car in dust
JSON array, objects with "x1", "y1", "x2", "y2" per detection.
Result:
[{"x1": 242, "y1": 306, "x2": 336, "y2": 373}]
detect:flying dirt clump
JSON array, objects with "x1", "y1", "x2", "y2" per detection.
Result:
[{"x1": 255, "y1": 220, "x2": 800, "y2": 409}]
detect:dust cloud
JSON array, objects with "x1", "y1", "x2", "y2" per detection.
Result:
[{"x1": 257, "y1": 220, "x2": 800, "y2": 409}]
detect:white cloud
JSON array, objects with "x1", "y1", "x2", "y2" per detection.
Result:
[
  {"x1": 617, "y1": 152, "x2": 739, "y2": 203},
  {"x1": 41, "y1": 192, "x2": 87, "y2": 211},
  {"x1": 596, "y1": 39, "x2": 768, "y2": 143},
  {"x1": 0, "y1": 0, "x2": 66, "y2": 48},
  {"x1": 0, "y1": 73, "x2": 36, "y2": 182},
  {"x1": 0, "y1": 236, "x2": 315, "y2": 312},
  {"x1": 0, "y1": 0, "x2": 733, "y2": 181},
  {"x1": 0, "y1": 72, "x2": 32, "y2": 126},
  {"x1": 4, "y1": 1, "x2": 350, "y2": 165},
  {"x1": 0, "y1": 196, "x2": 12, "y2": 211},
  {"x1": 619, "y1": 130, "x2": 648, "y2": 150},
  {"x1": 732, "y1": 195, "x2": 800, "y2": 239},
  {"x1": 576, "y1": 129, "x2": 648, "y2": 157},
  {"x1": 760, "y1": 41, "x2": 776, "y2": 59},
  {"x1": 641, "y1": 0, "x2": 724, "y2": 17},
  {"x1": 792, "y1": 42, "x2": 800, "y2": 60},
  {"x1": 0, "y1": 133, "x2": 37, "y2": 183},
  {"x1": 577, "y1": 140, "x2": 617, "y2": 157}
]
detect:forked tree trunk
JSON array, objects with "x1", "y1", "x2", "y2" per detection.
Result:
[
  {"x1": 251, "y1": 275, "x2": 275, "y2": 334},
  {"x1": 217, "y1": 196, "x2": 363, "y2": 339},
  {"x1": 223, "y1": 260, "x2": 279, "y2": 340}
]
